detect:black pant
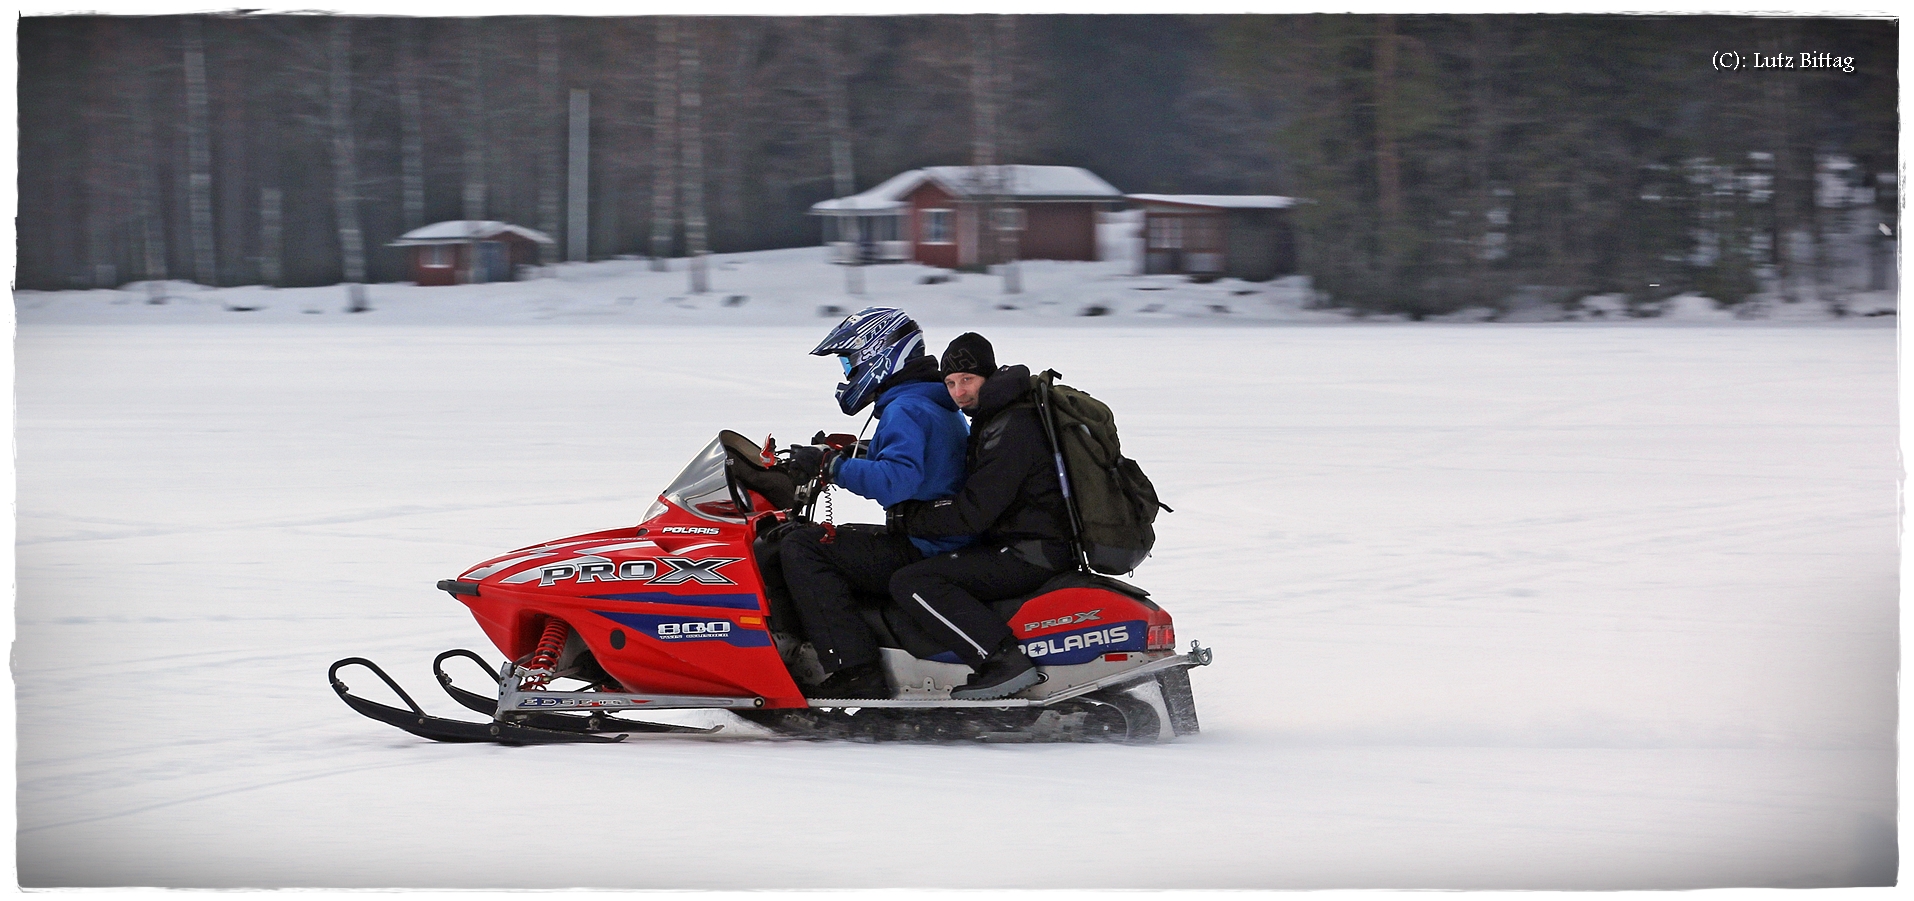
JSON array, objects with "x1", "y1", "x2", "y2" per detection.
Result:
[
  {"x1": 779, "y1": 523, "x2": 923, "y2": 673},
  {"x1": 889, "y1": 544, "x2": 1057, "y2": 668}
]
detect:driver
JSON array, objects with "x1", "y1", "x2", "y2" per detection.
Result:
[{"x1": 777, "y1": 307, "x2": 972, "y2": 700}]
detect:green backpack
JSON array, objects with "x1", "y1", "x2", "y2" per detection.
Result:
[{"x1": 1032, "y1": 369, "x2": 1170, "y2": 575}]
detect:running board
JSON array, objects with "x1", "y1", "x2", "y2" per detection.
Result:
[
  {"x1": 497, "y1": 685, "x2": 766, "y2": 713},
  {"x1": 807, "y1": 643, "x2": 1213, "y2": 709}
]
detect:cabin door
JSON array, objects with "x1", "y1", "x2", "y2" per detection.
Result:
[{"x1": 477, "y1": 241, "x2": 510, "y2": 282}]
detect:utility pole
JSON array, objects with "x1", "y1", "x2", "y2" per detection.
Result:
[
  {"x1": 681, "y1": 21, "x2": 709, "y2": 294},
  {"x1": 567, "y1": 89, "x2": 590, "y2": 264}
]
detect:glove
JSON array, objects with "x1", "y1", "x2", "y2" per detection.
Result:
[
  {"x1": 786, "y1": 444, "x2": 840, "y2": 486},
  {"x1": 810, "y1": 431, "x2": 868, "y2": 457},
  {"x1": 886, "y1": 500, "x2": 927, "y2": 536}
]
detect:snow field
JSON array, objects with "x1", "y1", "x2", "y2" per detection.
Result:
[{"x1": 11, "y1": 311, "x2": 1898, "y2": 888}]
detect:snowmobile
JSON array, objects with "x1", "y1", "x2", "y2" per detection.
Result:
[{"x1": 330, "y1": 430, "x2": 1212, "y2": 744}]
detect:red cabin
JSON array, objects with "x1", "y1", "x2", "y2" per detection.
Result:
[
  {"x1": 390, "y1": 220, "x2": 555, "y2": 286},
  {"x1": 811, "y1": 165, "x2": 1123, "y2": 271}
]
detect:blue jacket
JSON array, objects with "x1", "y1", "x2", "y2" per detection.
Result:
[{"x1": 835, "y1": 379, "x2": 973, "y2": 556}]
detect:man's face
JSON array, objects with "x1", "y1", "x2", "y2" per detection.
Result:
[{"x1": 945, "y1": 372, "x2": 986, "y2": 412}]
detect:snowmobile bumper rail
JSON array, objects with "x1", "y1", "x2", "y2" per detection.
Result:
[
  {"x1": 806, "y1": 642, "x2": 1213, "y2": 709},
  {"x1": 329, "y1": 656, "x2": 624, "y2": 744}
]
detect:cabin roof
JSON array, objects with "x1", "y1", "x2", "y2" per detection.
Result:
[
  {"x1": 810, "y1": 165, "x2": 1122, "y2": 215},
  {"x1": 389, "y1": 220, "x2": 556, "y2": 246}
]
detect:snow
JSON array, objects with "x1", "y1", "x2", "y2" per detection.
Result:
[
  {"x1": 1127, "y1": 193, "x2": 1298, "y2": 209},
  {"x1": 809, "y1": 169, "x2": 921, "y2": 212},
  {"x1": 10, "y1": 246, "x2": 1900, "y2": 889},
  {"x1": 391, "y1": 219, "x2": 556, "y2": 245},
  {"x1": 922, "y1": 164, "x2": 1123, "y2": 199},
  {"x1": 811, "y1": 165, "x2": 1123, "y2": 212}
]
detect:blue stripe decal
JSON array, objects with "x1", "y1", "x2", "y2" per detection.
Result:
[
  {"x1": 583, "y1": 591, "x2": 762, "y2": 611},
  {"x1": 594, "y1": 611, "x2": 773, "y2": 648}
]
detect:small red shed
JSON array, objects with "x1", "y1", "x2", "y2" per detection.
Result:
[
  {"x1": 389, "y1": 220, "x2": 555, "y2": 286},
  {"x1": 1125, "y1": 195, "x2": 1299, "y2": 282}
]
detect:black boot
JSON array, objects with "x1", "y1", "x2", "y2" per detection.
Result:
[
  {"x1": 807, "y1": 662, "x2": 892, "y2": 700},
  {"x1": 951, "y1": 646, "x2": 1041, "y2": 700}
]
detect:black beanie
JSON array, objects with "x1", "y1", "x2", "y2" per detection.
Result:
[{"x1": 940, "y1": 332, "x2": 996, "y2": 379}]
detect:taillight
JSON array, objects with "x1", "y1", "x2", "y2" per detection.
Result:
[{"x1": 1146, "y1": 623, "x2": 1175, "y2": 650}]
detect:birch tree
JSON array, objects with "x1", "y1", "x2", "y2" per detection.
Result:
[
  {"x1": 183, "y1": 17, "x2": 217, "y2": 285},
  {"x1": 650, "y1": 18, "x2": 679, "y2": 269},
  {"x1": 970, "y1": 15, "x2": 1018, "y2": 291},
  {"x1": 537, "y1": 19, "x2": 562, "y2": 267},
  {"x1": 822, "y1": 19, "x2": 861, "y2": 293},
  {"x1": 681, "y1": 20, "x2": 709, "y2": 293},
  {"x1": 398, "y1": 18, "x2": 425, "y2": 232},
  {"x1": 716, "y1": 19, "x2": 766, "y2": 250},
  {"x1": 462, "y1": 18, "x2": 488, "y2": 223},
  {"x1": 130, "y1": 73, "x2": 168, "y2": 301},
  {"x1": 328, "y1": 18, "x2": 369, "y2": 311}
]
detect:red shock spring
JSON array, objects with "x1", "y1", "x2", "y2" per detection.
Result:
[{"x1": 518, "y1": 618, "x2": 572, "y2": 690}]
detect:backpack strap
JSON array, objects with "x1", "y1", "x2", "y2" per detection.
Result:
[{"x1": 1034, "y1": 368, "x2": 1091, "y2": 574}]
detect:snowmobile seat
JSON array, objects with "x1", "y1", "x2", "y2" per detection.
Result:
[
  {"x1": 987, "y1": 569, "x2": 1156, "y2": 622},
  {"x1": 855, "y1": 595, "x2": 961, "y2": 662},
  {"x1": 853, "y1": 571, "x2": 1161, "y2": 664}
]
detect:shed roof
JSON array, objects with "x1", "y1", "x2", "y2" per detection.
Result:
[
  {"x1": 1125, "y1": 194, "x2": 1297, "y2": 210},
  {"x1": 389, "y1": 220, "x2": 556, "y2": 246},
  {"x1": 809, "y1": 165, "x2": 1122, "y2": 215}
]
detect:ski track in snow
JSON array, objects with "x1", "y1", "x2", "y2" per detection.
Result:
[{"x1": 10, "y1": 265, "x2": 1900, "y2": 889}]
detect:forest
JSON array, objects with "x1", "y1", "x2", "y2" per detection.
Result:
[{"x1": 14, "y1": 14, "x2": 1899, "y2": 315}]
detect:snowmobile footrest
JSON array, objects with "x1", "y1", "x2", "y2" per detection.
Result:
[{"x1": 432, "y1": 649, "x2": 718, "y2": 735}]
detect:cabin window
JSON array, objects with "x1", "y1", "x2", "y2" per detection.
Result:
[
  {"x1": 921, "y1": 208, "x2": 953, "y2": 245},
  {"x1": 1148, "y1": 215, "x2": 1184, "y2": 250},
  {"x1": 421, "y1": 245, "x2": 454, "y2": 268},
  {"x1": 1184, "y1": 216, "x2": 1221, "y2": 252},
  {"x1": 991, "y1": 207, "x2": 1026, "y2": 232}
]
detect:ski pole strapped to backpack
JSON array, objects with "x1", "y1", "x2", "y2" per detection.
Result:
[{"x1": 1033, "y1": 369, "x2": 1171, "y2": 575}]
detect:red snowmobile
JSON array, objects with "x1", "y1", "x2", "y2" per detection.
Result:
[{"x1": 330, "y1": 430, "x2": 1211, "y2": 743}]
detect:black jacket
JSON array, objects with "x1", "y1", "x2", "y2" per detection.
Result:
[{"x1": 903, "y1": 365, "x2": 1073, "y2": 561}]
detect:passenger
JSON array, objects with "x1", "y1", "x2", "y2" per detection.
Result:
[
  {"x1": 778, "y1": 307, "x2": 972, "y2": 700},
  {"x1": 887, "y1": 333, "x2": 1073, "y2": 700}
]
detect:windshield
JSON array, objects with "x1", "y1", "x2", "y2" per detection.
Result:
[{"x1": 657, "y1": 436, "x2": 746, "y2": 523}]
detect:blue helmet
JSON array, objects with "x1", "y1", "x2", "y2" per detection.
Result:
[{"x1": 811, "y1": 306, "x2": 926, "y2": 415}]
